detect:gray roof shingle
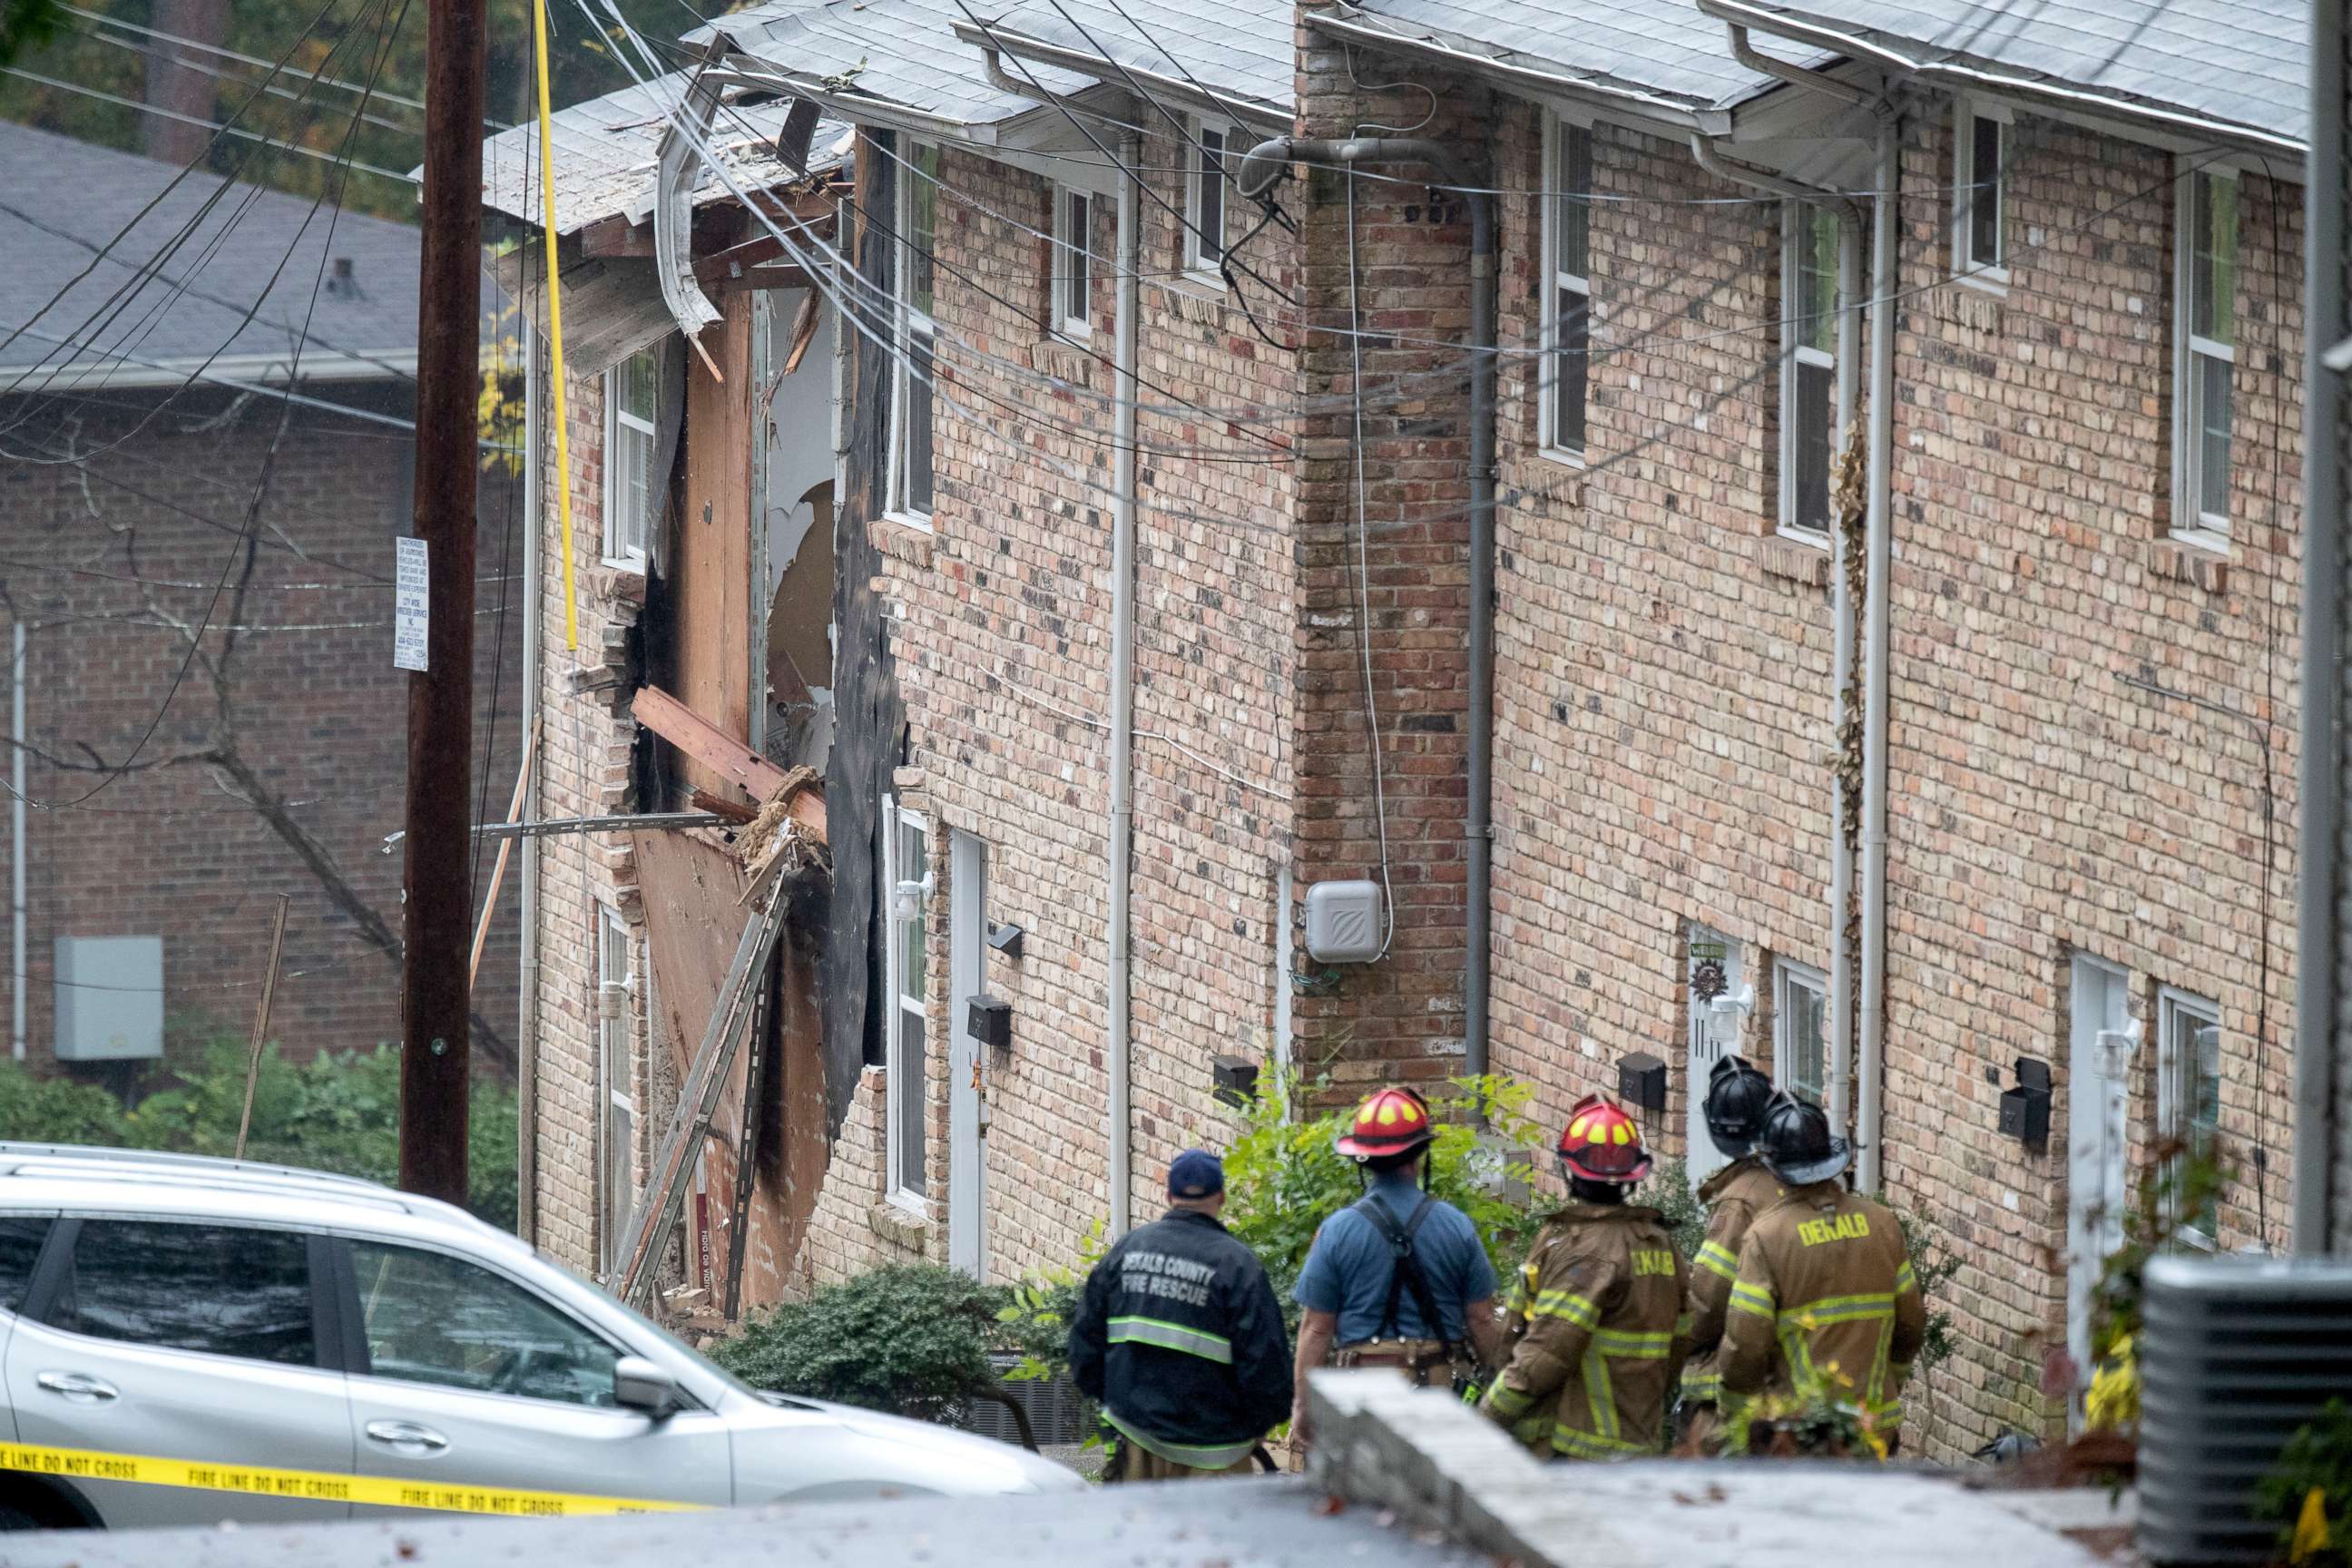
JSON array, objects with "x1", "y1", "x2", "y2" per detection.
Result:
[
  {"x1": 1328, "y1": 0, "x2": 1823, "y2": 111},
  {"x1": 0, "y1": 120, "x2": 424, "y2": 380},
  {"x1": 972, "y1": 0, "x2": 1293, "y2": 118},
  {"x1": 691, "y1": 0, "x2": 1093, "y2": 131},
  {"x1": 479, "y1": 71, "x2": 851, "y2": 235},
  {"x1": 1693, "y1": 0, "x2": 2304, "y2": 146}
]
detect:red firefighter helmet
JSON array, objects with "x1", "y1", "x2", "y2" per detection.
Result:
[
  {"x1": 1335, "y1": 1085, "x2": 1437, "y2": 1161},
  {"x1": 1556, "y1": 1093, "x2": 1652, "y2": 1184}
]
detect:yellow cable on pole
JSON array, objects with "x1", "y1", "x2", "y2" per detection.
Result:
[{"x1": 532, "y1": 0, "x2": 578, "y2": 651}]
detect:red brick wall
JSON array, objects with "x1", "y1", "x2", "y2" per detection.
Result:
[{"x1": 0, "y1": 381, "x2": 524, "y2": 1081}]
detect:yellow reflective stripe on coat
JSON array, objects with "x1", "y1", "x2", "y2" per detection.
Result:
[
  {"x1": 1728, "y1": 1280, "x2": 1775, "y2": 1318},
  {"x1": 1527, "y1": 1289, "x2": 1601, "y2": 1328},
  {"x1": 1681, "y1": 1367, "x2": 1722, "y2": 1402},
  {"x1": 1790, "y1": 1292, "x2": 1896, "y2": 1326},
  {"x1": 0, "y1": 1441, "x2": 704, "y2": 1517},
  {"x1": 1549, "y1": 1425, "x2": 1650, "y2": 1460},
  {"x1": 1108, "y1": 1314, "x2": 1234, "y2": 1363},
  {"x1": 1896, "y1": 1260, "x2": 1918, "y2": 1292},
  {"x1": 1590, "y1": 1326, "x2": 1674, "y2": 1358},
  {"x1": 1694, "y1": 1240, "x2": 1740, "y2": 1281}
]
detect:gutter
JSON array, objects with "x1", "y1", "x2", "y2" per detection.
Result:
[
  {"x1": 10, "y1": 621, "x2": 24, "y2": 1065},
  {"x1": 1685, "y1": 132, "x2": 1861, "y2": 1139},
  {"x1": 1308, "y1": 10, "x2": 1725, "y2": 135},
  {"x1": 1107, "y1": 127, "x2": 1140, "y2": 1235},
  {"x1": 949, "y1": 20, "x2": 1289, "y2": 132},
  {"x1": 518, "y1": 314, "x2": 542, "y2": 1243},
  {"x1": 1235, "y1": 135, "x2": 1498, "y2": 1081},
  {"x1": 2293, "y1": 0, "x2": 2342, "y2": 1252},
  {"x1": 1695, "y1": 0, "x2": 2305, "y2": 157}
]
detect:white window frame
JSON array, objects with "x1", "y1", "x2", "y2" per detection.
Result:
[
  {"x1": 1773, "y1": 958, "x2": 1828, "y2": 1108},
  {"x1": 2157, "y1": 985, "x2": 2222, "y2": 1250},
  {"x1": 602, "y1": 348, "x2": 659, "y2": 570},
  {"x1": 1054, "y1": 183, "x2": 1093, "y2": 341},
  {"x1": 2171, "y1": 162, "x2": 2239, "y2": 548},
  {"x1": 595, "y1": 904, "x2": 637, "y2": 1275},
  {"x1": 881, "y1": 796, "x2": 933, "y2": 1209},
  {"x1": 1539, "y1": 113, "x2": 1593, "y2": 468},
  {"x1": 887, "y1": 141, "x2": 938, "y2": 531},
  {"x1": 1951, "y1": 97, "x2": 2012, "y2": 290},
  {"x1": 1778, "y1": 202, "x2": 1847, "y2": 540},
  {"x1": 1183, "y1": 114, "x2": 1232, "y2": 286}
]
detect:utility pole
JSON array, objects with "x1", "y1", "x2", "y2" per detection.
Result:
[{"x1": 399, "y1": 0, "x2": 488, "y2": 1207}]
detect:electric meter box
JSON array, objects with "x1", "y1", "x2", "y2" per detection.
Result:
[{"x1": 1304, "y1": 880, "x2": 1384, "y2": 964}]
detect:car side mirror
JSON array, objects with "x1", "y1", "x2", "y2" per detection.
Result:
[{"x1": 613, "y1": 1356, "x2": 681, "y2": 1418}]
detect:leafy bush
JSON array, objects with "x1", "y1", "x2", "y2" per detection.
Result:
[
  {"x1": 1647, "y1": 1158, "x2": 1708, "y2": 1259},
  {"x1": 711, "y1": 1265, "x2": 1015, "y2": 1423},
  {"x1": 2257, "y1": 1398, "x2": 2352, "y2": 1567},
  {"x1": 2081, "y1": 1139, "x2": 2229, "y2": 1431},
  {"x1": 0, "y1": 1034, "x2": 517, "y2": 1230}
]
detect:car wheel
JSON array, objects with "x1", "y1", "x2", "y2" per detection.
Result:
[{"x1": 0, "y1": 1504, "x2": 46, "y2": 1532}]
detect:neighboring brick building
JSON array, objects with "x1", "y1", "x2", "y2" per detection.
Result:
[
  {"x1": 511, "y1": 0, "x2": 2315, "y2": 1465},
  {"x1": 0, "y1": 121, "x2": 521, "y2": 1084}
]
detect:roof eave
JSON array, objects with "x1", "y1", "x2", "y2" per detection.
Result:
[
  {"x1": 951, "y1": 19, "x2": 1291, "y2": 132},
  {"x1": 708, "y1": 61, "x2": 1007, "y2": 146},
  {"x1": 1696, "y1": 0, "x2": 2306, "y2": 158},
  {"x1": 1308, "y1": 10, "x2": 1729, "y2": 135}
]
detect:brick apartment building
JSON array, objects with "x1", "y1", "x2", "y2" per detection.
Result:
[
  {"x1": 507, "y1": 0, "x2": 2314, "y2": 1459},
  {"x1": 0, "y1": 122, "x2": 521, "y2": 1085}
]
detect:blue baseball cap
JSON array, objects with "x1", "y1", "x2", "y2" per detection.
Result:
[{"x1": 1168, "y1": 1149, "x2": 1224, "y2": 1200}]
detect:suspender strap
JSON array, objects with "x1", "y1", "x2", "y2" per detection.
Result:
[{"x1": 1353, "y1": 1192, "x2": 1455, "y2": 1354}]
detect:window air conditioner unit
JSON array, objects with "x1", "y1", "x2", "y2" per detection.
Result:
[{"x1": 2137, "y1": 1256, "x2": 2352, "y2": 1564}]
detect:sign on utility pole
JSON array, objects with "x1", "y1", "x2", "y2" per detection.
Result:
[
  {"x1": 399, "y1": 0, "x2": 488, "y2": 1208},
  {"x1": 393, "y1": 536, "x2": 429, "y2": 672}
]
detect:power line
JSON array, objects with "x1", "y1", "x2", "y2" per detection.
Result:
[{"x1": 0, "y1": 64, "x2": 418, "y2": 182}]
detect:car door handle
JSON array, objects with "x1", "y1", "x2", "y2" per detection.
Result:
[
  {"x1": 365, "y1": 1420, "x2": 449, "y2": 1453},
  {"x1": 35, "y1": 1371, "x2": 118, "y2": 1402}
]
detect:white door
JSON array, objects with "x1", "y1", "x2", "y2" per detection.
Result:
[
  {"x1": 2065, "y1": 955, "x2": 2132, "y2": 1430},
  {"x1": 1685, "y1": 928, "x2": 1746, "y2": 1185},
  {"x1": 340, "y1": 1238, "x2": 731, "y2": 1517},
  {"x1": 947, "y1": 831, "x2": 988, "y2": 1279}
]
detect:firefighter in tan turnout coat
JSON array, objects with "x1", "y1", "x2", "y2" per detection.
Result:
[
  {"x1": 1678, "y1": 1055, "x2": 1783, "y2": 1448},
  {"x1": 1720, "y1": 1094, "x2": 1926, "y2": 1453},
  {"x1": 1479, "y1": 1095, "x2": 1689, "y2": 1461}
]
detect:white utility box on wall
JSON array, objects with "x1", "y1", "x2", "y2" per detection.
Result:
[
  {"x1": 1304, "y1": 880, "x2": 1384, "y2": 965},
  {"x1": 54, "y1": 935, "x2": 164, "y2": 1061}
]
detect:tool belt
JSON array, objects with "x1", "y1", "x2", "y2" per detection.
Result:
[{"x1": 1335, "y1": 1337, "x2": 1457, "y2": 1384}]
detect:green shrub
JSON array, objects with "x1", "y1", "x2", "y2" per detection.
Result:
[
  {"x1": 711, "y1": 1264, "x2": 1014, "y2": 1421},
  {"x1": 1648, "y1": 1158, "x2": 1708, "y2": 1259},
  {"x1": 2257, "y1": 1398, "x2": 2352, "y2": 1567},
  {"x1": 0, "y1": 1034, "x2": 517, "y2": 1231}
]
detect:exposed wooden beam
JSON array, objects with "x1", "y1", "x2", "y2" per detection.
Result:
[
  {"x1": 581, "y1": 213, "x2": 655, "y2": 258},
  {"x1": 632, "y1": 684, "x2": 827, "y2": 842}
]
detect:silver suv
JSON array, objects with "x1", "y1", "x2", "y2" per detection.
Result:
[{"x1": 0, "y1": 1143, "x2": 1080, "y2": 1531}]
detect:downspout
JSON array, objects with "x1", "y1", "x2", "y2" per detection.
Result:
[
  {"x1": 1236, "y1": 135, "x2": 1495, "y2": 1078},
  {"x1": 2294, "y1": 0, "x2": 2344, "y2": 1254},
  {"x1": 1107, "y1": 127, "x2": 1140, "y2": 1236},
  {"x1": 1685, "y1": 133, "x2": 1859, "y2": 1135},
  {"x1": 518, "y1": 316, "x2": 542, "y2": 1240},
  {"x1": 11, "y1": 619, "x2": 24, "y2": 1063},
  {"x1": 1857, "y1": 115, "x2": 1898, "y2": 1196}
]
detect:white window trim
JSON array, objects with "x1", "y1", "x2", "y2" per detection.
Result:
[
  {"x1": 602, "y1": 359, "x2": 654, "y2": 572},
  {"x1": 1054, "y1": 183, "x2": 1093, "y2": 342},
  {"x1": 881, "y1": 796, "x2": 933, "y2": 1211},
  {"x1": 1777, "y1": 203, "x2": 1848, "y2": 542},
  {"x1": 1182, "y1": 113, "x2": 1233, "y2": 289},
  {"x1": 1538, "y1": 113, "x2": 1592, "y2": 470},
  {"x1": 1773, "y1": 957, "x2": 1828, "y2": 1106},
  {"x1": 2171, "y1": 161, "x2": 2238, "y2": 549},
  {"x1": 2156, "y1": 985, "x2": 2222, "y2": 1250},
  {"x1": 594, "y1": 904, "x2": 637, "y2": 1276},
  {"x1": 886, "y1": 142, "x2": 937, "y2": 533},
  {"x1": 1951, "y1": 96, "x2": 2013, "y2": 292}
]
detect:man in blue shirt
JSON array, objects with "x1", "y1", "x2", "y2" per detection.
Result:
[{"x1": 1290, "y1": 1085, "x2": 1503, "y2": 1439}]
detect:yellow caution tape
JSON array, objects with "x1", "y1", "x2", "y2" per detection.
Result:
[{"x1": 0, "y1": 1440, "x2": 708, "y2": 1518}]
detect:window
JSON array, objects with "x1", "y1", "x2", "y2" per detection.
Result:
[
  {"x1": 1952, "y1": 101, "x2": 2009, "y2": 286},
  {"x1": 1779, "y1": 202, "x2": 1843, "y2": 537},
  {"x1": 1543, "y1": 117, "x2": 1593, "y2": 463},
  {"x1": 603, "y1": 345, "x2": 660, "y2": 568},
  {"x1": 0, "y1": 1216, "x2": 49, "y2": 1314},
  {"x1": 1774, "y1": 959, "x2": 1828, "y2": 1108},
  {"x1": 2159, "y1": 987, "x2": 2223, "y2": 1246},
  {"x1": 2175, "y1": 167, "x2": 2239, "y2": 542},
  {"x1": 597, "y1": 905, "x2": 635, "y2": 1275},
  {"x1": 888, "y1": 142, "x2": 939, "y2": 524},
  {"x1": 44, "y1": 1220, "x2": 312, "y2": 1366},
  {"x1": 350, "y1": 1241, "x2": 620, "y2": 1406},
  {"x1": 1185, "y1": 117, "x2": 1230, "y2": 279},
  {"x1": 1054, "y1": 185, "x2": 1093, "y2": 339},
  {"x1": 881, "y1": 797, "x2": 930, "y2": 1201}
]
